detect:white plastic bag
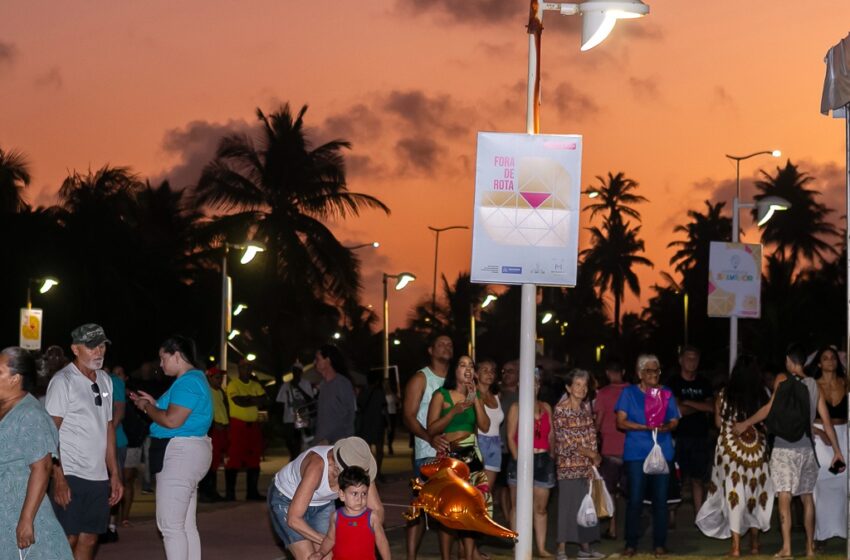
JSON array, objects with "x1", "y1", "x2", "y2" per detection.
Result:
[
  {"x1": 591, "y1": 466, "x2": 615, "y2": 519},
  {"x1": 576, "y1": 482, "x2": 598, "y2": 527},
  {"x1": 643, "y1": 429, "x2": 669, "y2": 475}
]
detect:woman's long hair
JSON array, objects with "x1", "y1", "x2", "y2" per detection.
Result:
[
  {"x1": 723, "y1": 354, "x2": 768, "y2": 422},
  {"x1": 160, "y1": 336, "x2": 200, "y2": 368}
]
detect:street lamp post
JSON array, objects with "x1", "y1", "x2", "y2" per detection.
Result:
[
  {"x1": 428, "y1": 225, "x2": 468, "y2": 318},
  {"x1": 220, "y1": 241, "x2": 265, "y2": 371},
  {"x1": 346, "y1": 241, "x2": 381, "y2": 250},
  {"x1": 383, "y1": 272, "x2": 416, "y2": 380},
  {"x1": 725, "y1": 150, "x2": 784, "y2": 371},
  {"x1": 515, "y1": 2, "x2": 649, "y2": 557},
  {"x1": 469, "y1": 294, "x2": 497, "y2": 361}
]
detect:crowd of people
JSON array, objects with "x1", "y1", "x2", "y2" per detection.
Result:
[{"x1": 2, "y1": 323, "x2": 850, "y2": 560}]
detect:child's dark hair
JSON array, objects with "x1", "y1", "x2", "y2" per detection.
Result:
[{"x1": 339, "y1": 466, "x2": 370, "y2": 490}]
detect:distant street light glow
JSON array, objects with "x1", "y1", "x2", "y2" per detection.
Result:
[
  {"x1": 482, "y1": 294, "x2": 498, "y2": 308},
  {"x1": 227, "y1": 329, "x2": 240, "y2": 341},
  {"x1": 39, "y1": 278, "x2": 59, "y2": 294},
  {"x1": 246, "y1": 353, "x2": 256, "y2": 362},
  {"x1": 395, "y1": 273, "x2": 416, "y2": 291},
  {"x1": 233, "y1": 304, "x2": 247, "y2": 316},
  {"x1": 333, "y1": 332, "x2": 341, "y2": 340},
  {"x1": 541, "y1": 312, "x2": 554, "y2": 325},
  {"x1": 771, "y1": 149, "x2": 782, "y2": 158}
]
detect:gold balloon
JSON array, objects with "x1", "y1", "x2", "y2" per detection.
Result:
[{"x1": 404, "y1": 457, "x2": 518, "y2": 540}]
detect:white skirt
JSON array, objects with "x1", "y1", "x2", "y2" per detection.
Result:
[{"x1": 813, "y1": 422, "x2": 848, "y2": 541}]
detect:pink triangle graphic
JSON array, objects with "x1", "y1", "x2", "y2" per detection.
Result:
[{"x1": 520, "y1": 192, "x2": 551, "y2": 209}]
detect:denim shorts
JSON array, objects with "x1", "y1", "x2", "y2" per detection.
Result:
[
  {"x1": 507, "y1": 452, "x2": 556, "y2": 489},
  {"x1": 267, "y1": 482, "x2": 334, "y2": 546},
  {"x1": 478, "y1": 435, "x2": 502, "y2": 472}
]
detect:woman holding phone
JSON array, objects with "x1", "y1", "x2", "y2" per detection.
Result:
[
  {"x1": 427, "y1": 355, "x2": 490, "y2": 560},
  {"x1": 130, "y1": 336, "x2": 213, "y2": 560}
]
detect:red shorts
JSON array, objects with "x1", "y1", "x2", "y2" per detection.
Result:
[{"x1": 226, "y1": 418, "x2": 263, "y2": 469}]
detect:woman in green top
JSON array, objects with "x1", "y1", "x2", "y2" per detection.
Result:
[{"x1": 427, "y1": 355, "x2": 491, "y2": 560}]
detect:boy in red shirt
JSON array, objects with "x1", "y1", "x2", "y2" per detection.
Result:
[{"x1": 310, "y1": 466, "x2": 390, "y2": 560}]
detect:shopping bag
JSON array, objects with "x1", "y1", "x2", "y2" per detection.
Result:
[
  {"x1": 643, "y1": 429, "x2": 669, "y2": 475},
  {"x1": 576, "y1": 483, "x2": 598, "y2": 527},
  {"x1": 644, "y1": 387, "x2": 671, "y2": 428},
  {"x1": 590, "y1": 467, "x2": 614, "y2": 519}
]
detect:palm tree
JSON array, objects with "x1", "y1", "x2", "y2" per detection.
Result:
[
  {"x1": 193, "y1": 104, "x2": 390, "y2": 368},
  {"x1": 753, "y1": 160, "x2": 838, "y2": 267},
  {"x1": 0, "y1": 147, "x2": 32, "y2": 213},
  {"x1": 580, "y1": 217, "x2": 653, "y2": 334},
  {"x1": 668, "y1": 200, "x2": 732, "y2": 276},
  {"x1": 584, "y1": 172, "x2": 648, "y2": 225}
]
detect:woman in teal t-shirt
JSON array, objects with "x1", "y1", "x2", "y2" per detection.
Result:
[{"x1": 130, "y1": 336, "x2": 213, "y2": 560}]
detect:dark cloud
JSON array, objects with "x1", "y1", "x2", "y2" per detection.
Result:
[
  {"x1": 346, "y1": 154, "x2": 387, "y2": 179},
  {"x1": 383, "y1": 90, "x2": 469, "y2": 136},
  {"x1": 628, "y1": 76, "x2": 660, "y2": 101},
  {"x1": 322, "y1": 103, "x2": 383, "y2": 140},
  {"x1": 550, "y1": 81, "x2": 599, "y2": 120},
  {"x1": 34, "y1": 66, "x2": 62, "y2": 90},
  {"x1": 397, "y1": 0, "x2": 524, "y2": 25},
  {"x1": 0, "y1": 41, "x2": 16, "y2": 69},
  {"x1": 710, "y1": 85, "x2": 737, "y2": 114},
  {"x1": 395, "y1": 137, "x2": 442, "y2": 171},
  {"x1": 476, "y1": 41, "x2": 517, "y2": 58},
  {"x1": 153, "y1": 119, "x2": 254, "y2": 189}
]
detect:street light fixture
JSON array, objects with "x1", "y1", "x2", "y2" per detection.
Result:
[
  {"x1": 513, "y1": 2, "x2": 648, "y2": 557},
  {"x1": 725, "y1": 150, "x2": 789, "y2": 372},
  {"x1": 540, "y1": 311, "x2": 554, "y2": 325},
  {"x1": 233, "y1": 304, "x2": 247, "y2": 316},
  {"x1": 428, "y1": 225, "x2": 468, "y2": 318},
  {"x1": 383, "y1": 272, "x2": 416, "y2": 380},
  {"x1": 227, "y1": 329, "x2": 240, "y2": 341},
  {"x1": 347, "y1": 241, "x2": 381, "y2": 250},
  {"x1": 220, "y1": 241, "x2": 265, "y2": 371},
  {"x1": 246, "y1": 353, "x2": 257, "y2": 362},
  {"x1": 27, "y1": 277, "x2": 59, "y2": 309}
]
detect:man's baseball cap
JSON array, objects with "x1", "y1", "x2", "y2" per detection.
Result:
[
  {"x1": 206, "y1": 366, "x2": 224, "y2": 377},
  {"x1": 70, "y1": 323, "x2": 111, "y2": 348},
  {"x1": 333, "y1": 436, "x2": 377, "y2": 481}
]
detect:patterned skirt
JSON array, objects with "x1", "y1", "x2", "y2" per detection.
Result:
[{"x1": 696, "y1": 422, "x2": 774, "y2": 538}]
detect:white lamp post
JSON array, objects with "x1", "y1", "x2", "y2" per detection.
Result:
[
  {"x1": 725, "y1": 150, "x2": 788, "y2": 372},
  {"x1": 428, "y1": 225, "x2": 468, "y2": 319},
  {"x1": 517, "y1": 1, "x2": 649, "y2": 557},
  {"x1": 220, "y1": 241, "x2": 265, "y2": 371},
  {"x1": 383, "y1": 272, "x2": 416, "y2": 380},
  {"x1": 469, "y1": 293, "x2": 498, "y2": 361}
]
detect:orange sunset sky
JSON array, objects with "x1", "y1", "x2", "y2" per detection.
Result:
[{"x1": 2, "y1": 1, "x2": 849, "y2": 329}]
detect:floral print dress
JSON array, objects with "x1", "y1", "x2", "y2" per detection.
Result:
[{"x1": 696, "y1": 390, "x2": 774, "y2": 538}]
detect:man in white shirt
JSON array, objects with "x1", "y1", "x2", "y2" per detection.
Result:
[
  {"x1": 276, "y1": 361, "x2": 316, "y2": 459},
  {"x1": 46, "y1": 323, "x2": 123, "y2": 560}
]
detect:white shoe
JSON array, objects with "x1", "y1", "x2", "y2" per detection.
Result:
[{"x1": 577, "y1": 550, "x2": 605, "y2": 559}]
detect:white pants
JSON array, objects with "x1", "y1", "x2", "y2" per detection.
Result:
[{"x1": 156, "y1": 437, "x2": 212, "y2": 560}]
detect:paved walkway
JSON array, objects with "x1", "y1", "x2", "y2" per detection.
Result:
[{"x1": 95, "y1": 440, "x2": 848, "y2": 559}]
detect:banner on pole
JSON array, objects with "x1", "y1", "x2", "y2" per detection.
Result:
[
  {"x1": 707, "y1": 242, "x2": 762, "y2": 318},
  {"x1": 20, "y1": 308, "x2": 43, "y2": 350},
  {"x1": 470, "y1": 132, "x2": 582, "y2": 286}
]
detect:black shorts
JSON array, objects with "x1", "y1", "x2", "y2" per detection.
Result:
[
  {"x1": 675, "y1": 435, "x2": 711, "y2": 482},
  {"x1": 52, "y1": 475, "x2": 110, "y2": 535}
]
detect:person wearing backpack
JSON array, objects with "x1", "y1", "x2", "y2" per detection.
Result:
[{"x1": 733, "y1": 344, "x2": 846, "y2": 559}]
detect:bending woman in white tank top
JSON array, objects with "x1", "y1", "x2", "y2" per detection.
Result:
[{"x1": 268, "y1": 437, "x2": 384, "y2": 560}]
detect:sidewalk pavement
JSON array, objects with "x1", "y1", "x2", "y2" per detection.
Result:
[{"x1": 95, "y1": 439, "x2": 848, "y2": 559}]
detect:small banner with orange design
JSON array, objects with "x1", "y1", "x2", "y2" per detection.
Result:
[
  {"x1": 707, "y1": 242, "x2": 761, "y2": 318},
  {"x1": 20, "y1": 308, "x2": 43, "y2": 350}
]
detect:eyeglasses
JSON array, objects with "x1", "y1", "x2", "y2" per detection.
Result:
[{"x1": 91, "y1": 383, "x2": 102, "y2": 407}]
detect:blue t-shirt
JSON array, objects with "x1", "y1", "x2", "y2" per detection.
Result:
[
  {"x1": 615, "y1": 384, "x2": 680, "y2": 462},
  {"x1": 150, "y1": 370, "x2": 213, "y2": 438},
  {"x1": 111, "y1": 374, "x2": 129, "y2": 448}
]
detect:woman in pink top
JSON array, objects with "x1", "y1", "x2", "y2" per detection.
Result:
[{"x1": 505, "y1": 371, "x2": 555, "y2": 558}]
